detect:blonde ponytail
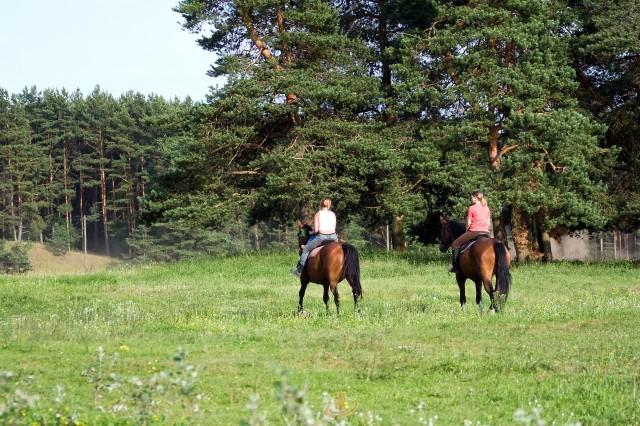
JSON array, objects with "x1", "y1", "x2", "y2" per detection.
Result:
[{"x1": 472, "y1": 191, "x2": 487, "y2": 207}]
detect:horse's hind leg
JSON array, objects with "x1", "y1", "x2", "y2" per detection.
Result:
[
  {"x1": 330, "y1": 282, "x2": 340, "y2": 315},
  {"x1": 298, "y1": 279, "x2": 309, "y2": 314},
  {"x1": 323, "y1": 284, "x2": 330, "y2": 313},
  {"x1": 482, "y1": 278, "x2": 496, "y2": 312},
  {"x1": 456, "y1": 274, "x2": 466, "y2": 311},
  {"x1": 474, "y1": 280, "x2": 484, "y2": 312},
  {"x1": 349, "y1": 282, "x2": 360, "y2": 312}
]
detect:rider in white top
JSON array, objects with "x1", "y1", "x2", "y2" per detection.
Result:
[
  {"x1": 315, "y1": 209, "x2": 336, "y2": 234},
  {"x1": 292, "y1": 198, "x2": 339, "y2": 276}
]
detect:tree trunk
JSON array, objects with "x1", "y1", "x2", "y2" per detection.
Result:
[
  {"x1": 253, "y1": 224, "x2": 260, "y2": 251},
  {"x1": 139, "y1": 156, "x2": 146, "y2": 198},
  {"x1": 111, "y1": 176, "x2": 117, "y2": 221},
  {"x1": 391, "y1": 215, "x2": 406, "y2": 253},
  {"x1": 127, "y1": 151, "x2": 135, "y2": 237},
  {"x1": 93, "y1": 188, "x2": 98, "y2": 250},
  {"x1": 17, "y1": 188, "x2": 23, "y2": 242},
  {"x1": 9, "y1": 174, "x2": 17, "y2": 242},
  {"x1": 48, "y1": 135, "x2": 55, "y2": 218},
  {"x1": 63, "y1": 135, "x2": 71, "y2": 251},
  {"x1": 489, "y1": 123, "x2": 501, "y2": 169},
  {"x1": 534, "y1": 213, "x2": 553, "y2": 262},
  {"x1": 79, "y1": 169, "x2": 84, "y2": 226},
  {"x1": 540, "y1": 230, "x2": 553, "y2": 262},
  {"x1": 492, "y1": 214, "x2": 509, "y2": 248},
  {"x1": 241, "y1": 8, "x2": 299, "y2": 125},
  {"x1": 98, "y1": 129, "x2": 110, "y2": 256},
  {"x1": 511, "y1": 208, "x2": 530, "y2": 262},
  {"x1": 17, "y1": 217, "x2": 23, "y2": 242}
]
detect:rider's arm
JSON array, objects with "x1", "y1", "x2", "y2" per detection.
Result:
[{"x1": 466, "y1": 209, "x2": 472, "y2": 231}]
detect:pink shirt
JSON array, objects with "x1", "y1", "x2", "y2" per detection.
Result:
[{"x1": 467, "y1": 203, "x2": 490, "y2": 232}]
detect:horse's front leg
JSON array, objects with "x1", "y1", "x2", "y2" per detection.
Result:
[
  {"x1": 298, "y1": 279, "x2": 309, "y2": 314},
  {"x1": 456, "y1": 274, "x2": 466, "y2": 311}
]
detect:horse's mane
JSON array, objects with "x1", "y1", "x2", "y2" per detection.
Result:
[{"x1": 448, "y1": 220, "x2": 466, "y2": 238}]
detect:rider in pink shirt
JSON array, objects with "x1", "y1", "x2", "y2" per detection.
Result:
[
  {"x1": 466, "y1": 202, "x2": 491, "y2": 232},
  {"x1": 449, "y1": 191, "x2": 491, "y2": 272}
]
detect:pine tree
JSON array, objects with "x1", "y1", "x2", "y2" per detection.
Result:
[
  {"x1": 397, "y1": 0, "x2": 614, "y2": 260},
  {"x1": 83, "y1": 88, "x2": 118, "y2": 255},
  {"x1": 0, "y1": 90, "x2": 49, "y2": 242},
  {"x1": 70, "y1": 91, "x2": 101, "y2": 251},
  {"x1": 173, "y1": 0, "x2": 390, "y2": 232},
  {"x1": 571, "y1": 0, "x2": 640, "y2": 230},
  {"x1": 38, "y1": 89, "x2": 76, "y2": 247}
]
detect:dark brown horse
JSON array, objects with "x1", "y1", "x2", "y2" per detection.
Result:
[
  {"x1": 296, "y1": 224, "x2": 362, "y2": 314},
  {"x1": 439, "y1": 217, "x2": 511, "y2": 311}
]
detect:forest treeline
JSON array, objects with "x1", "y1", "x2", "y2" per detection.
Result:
[{"x1": 1, "y1": 0, "x2": 638, "y2": 262}]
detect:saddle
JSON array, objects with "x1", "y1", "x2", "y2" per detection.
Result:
[
  {"x1": 306, "y1": 239, "x2": 344, "y2": 259},
  {"x1": 459, "y1": 235, "x2": 490, "y2": 254}
]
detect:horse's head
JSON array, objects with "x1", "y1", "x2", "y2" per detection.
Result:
[
  {"x1": 297, "y1": 222, "x2": 313, "y2": 255},
  {"x1": 439, "y1": 214, "x2": 465, "y2": 252},
  {"x1": 439, "y1": 215, "x2": 452, "y2": 252}
]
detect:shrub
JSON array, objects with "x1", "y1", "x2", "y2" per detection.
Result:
[
  {"x1": 46, "y1": 222, "x2": 80, "y2": 256},
  {"x1": 0, "y1": 241, "x2": 32, "y2": 274}
]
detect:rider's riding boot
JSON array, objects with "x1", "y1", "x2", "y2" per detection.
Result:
[
  {"x1": 291, "y1": 262, "x2": 303, "y2": 277},
  {"x1": 448, "y1": 248, "x2": 460, "y2": 273}
]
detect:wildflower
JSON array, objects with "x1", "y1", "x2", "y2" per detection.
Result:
[{"x1": 119, "y1": 344, "x2": 130, "y2": 352}]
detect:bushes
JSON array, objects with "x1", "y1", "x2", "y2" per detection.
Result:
[
  {"x1": 46, "y1": 222, "x2": 81, "y2": 256},
  {"x1": 0, "y1": 241, "x2": 31, "y2": 274},
  {"x1": 126, "y1": 221, "x2": 298, "y2": 263}
]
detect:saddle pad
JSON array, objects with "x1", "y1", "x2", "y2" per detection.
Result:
[
  {"x1": 460, "y1": 235, "x2": 490, "y2": 254},
  {"x1": 307, "y1": 240, "x2": 340, "y2": 259},
  {"x1": 309, "y1": 246, "x2": 324, "y2": 258},
  {"x1": 460, "y1": 240, "x2": 477, "y2": 254}
]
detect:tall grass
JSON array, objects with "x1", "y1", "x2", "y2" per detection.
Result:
[{"x1": 1, "y1": 253, "x2": 639, "y2": 424}]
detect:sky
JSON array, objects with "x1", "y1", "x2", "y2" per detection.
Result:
[{"x1": 0, "y1": 0, "x2": 224, "y2": 100}]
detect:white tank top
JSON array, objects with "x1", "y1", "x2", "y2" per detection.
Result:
[{"x1": 316, "y1": 210, "x2": 336, "y2": 234}]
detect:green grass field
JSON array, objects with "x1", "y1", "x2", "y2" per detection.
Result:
[{"x1": 1, "y1": 252, "x2": 639, "y2": 424}]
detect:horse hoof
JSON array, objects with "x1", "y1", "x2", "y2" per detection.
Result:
[{"x1": 297, "y1": 310, "x2": 312, "y2": 319}]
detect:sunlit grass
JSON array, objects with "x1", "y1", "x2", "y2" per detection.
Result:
[{"x1": 1, "y1": 253, "x2": 639, "y2": 424}]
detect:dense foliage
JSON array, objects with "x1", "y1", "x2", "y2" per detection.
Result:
[{"x1": 0, "y1": 0, "x2": 638, "y2": 261}]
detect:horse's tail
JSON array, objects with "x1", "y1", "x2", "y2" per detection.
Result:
[
  {"x1": 494, "y1": 240, "x2": 511, "y2": 299},
  {"x1": 342, "y1": 243, "x2": 362, "y2": 298}
]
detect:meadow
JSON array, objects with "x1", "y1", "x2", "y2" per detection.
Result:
[{"x1": 1, "y1": 251, "x2": 639, "y2": 425}]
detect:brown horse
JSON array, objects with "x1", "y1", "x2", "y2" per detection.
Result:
[
  {"x1": 296, "y1": 224, "x2": 362, "y2": 314},
  {"x1": 439, "y1": 217, "x2": 512, "y2": 311}
]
